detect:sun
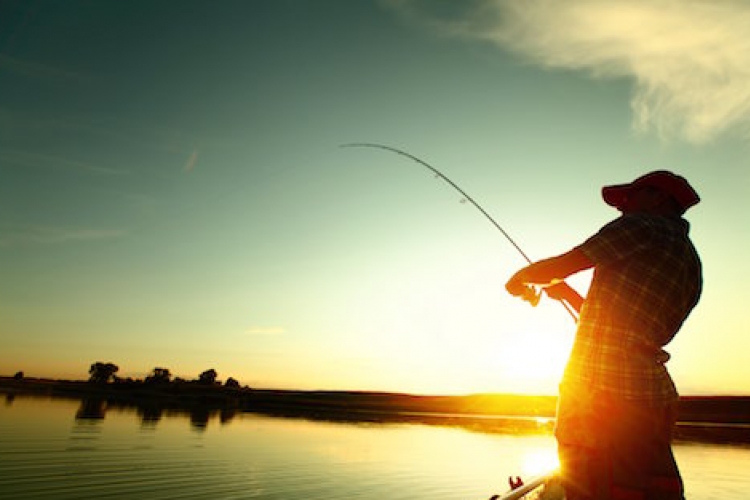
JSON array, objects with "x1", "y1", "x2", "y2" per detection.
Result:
[
  {"x1": 494, "y1": 319, "x2": 574, "y2": 395},
  {"x1": 522, "y1": 447, "x2": 560, "y2": 477}
]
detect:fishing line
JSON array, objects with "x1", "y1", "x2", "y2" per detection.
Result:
[{"x1": 340, "y1": 142, "x2": 577, "y2": 321}]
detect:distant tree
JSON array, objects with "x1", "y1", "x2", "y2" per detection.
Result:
[
  {"x1": 13, "y1": 371, "x2": 24, "y2": 380},
  {"x1": 198, "y1": 369, "x2": 218, "y2": 385},
  {"x1": 88, "y1": 362, "x2": 119, "y2": 384},
  {"x1": 225, "y1": 377, "x2": 240, "y2": 388},
  {"x1": 145, "y1": 367, "x2": 171, "y2": 384}
]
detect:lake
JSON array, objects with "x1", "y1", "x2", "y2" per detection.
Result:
[{"x1": 1, "y1": 395, "x2": 749, "y2": 500}]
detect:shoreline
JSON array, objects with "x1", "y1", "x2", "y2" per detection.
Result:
[{"x1": 2, "y1": 377, "x2": 749, "y2": 444}]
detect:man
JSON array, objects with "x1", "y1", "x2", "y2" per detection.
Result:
[{"x1": 505, "y1": 171, "x2": 702, "y2": 500}]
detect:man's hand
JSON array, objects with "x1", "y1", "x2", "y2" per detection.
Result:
[
  {"x1": 505, "y1": 268, "x2": 530, "y2": 297},
  {"x1": 505, "y1": 269, "x2": 541, "y2": 306}
]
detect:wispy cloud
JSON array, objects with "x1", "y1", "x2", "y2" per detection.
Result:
[
  {"x1": 1, "y1": 108, "x2": 201, "y2": 174},
  {"x1": 0, "y1": 225, "x2": 126, "y2": 246},
  {"x1": 385, "y1": 0, "x2": 750, "y2": 143},
  {"x1": 183, "y1": 148, "x2": 199, "y2": 173},
  {"x1": 1, "y1": 149, "x2": 129, "y2": 176},
  {"x1": 244, "y1": 327, "x2": 285, "y2": 336}
]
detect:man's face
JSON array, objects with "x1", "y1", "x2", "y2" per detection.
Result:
[{"x1": 619, "y1": 185, "x2": 667, "y2": 214}]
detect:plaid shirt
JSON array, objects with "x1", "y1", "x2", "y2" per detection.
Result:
[{"x1": 562, "y1": 214, "x2": 702, "y2": 403}]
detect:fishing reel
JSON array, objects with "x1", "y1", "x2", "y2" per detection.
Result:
[
  {"x1": 520, "y1": 285, "x2": 541, "y2": 307},
  {"x1": 506, "y1": 278, "x2": 542, "y2": 307}
]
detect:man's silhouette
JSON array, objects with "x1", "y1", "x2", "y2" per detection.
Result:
[{"x1": 506, "y1": 171, "x2": 702, "y2": 500}]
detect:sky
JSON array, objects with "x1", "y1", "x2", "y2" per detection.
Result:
[{"x1": 2, "y1": 0, "x2": 749, "y2": 396}]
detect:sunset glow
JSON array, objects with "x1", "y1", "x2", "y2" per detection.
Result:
[
  {"x1": 2, "y1": 1, "x2": 749, "y2": 397},
  {"x1": 521, "y1": 448, "x2": 560, "y2": 477}
]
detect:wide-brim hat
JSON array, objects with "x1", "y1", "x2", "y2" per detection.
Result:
[{"x1": 602, "y1": 170, "x2": 700, "y2": 212}]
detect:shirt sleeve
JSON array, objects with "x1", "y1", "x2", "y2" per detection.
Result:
[{"x1": 576, "y1": 215, "x2": 657, "y2": 266}]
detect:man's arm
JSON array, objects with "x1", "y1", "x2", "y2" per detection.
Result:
[
  {"x1": 544, "y1": 282, "x2": 585, "y2": 313},
  {"x1": 505, "y1": 248, "x2": 593, "y2": 313}
]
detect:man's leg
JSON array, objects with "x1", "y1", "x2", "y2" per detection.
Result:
[
  {"x1": 555, "y1": 388, "x2": 611, "y2": 500},
  {"x1": 556, "y1": 391, "x2": 684, "y2": 500},
  {"x1": 605, "y1": 399, "x2": 684, "y2": 500},
  {"x1": 645, "y1": 403, "x2": 684, "y2": 500}
]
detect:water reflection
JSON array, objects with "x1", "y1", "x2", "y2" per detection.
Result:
[
  {"x1": 137, "y1": 403, "x2": 163, "y2": 427},
  {"x1": 2, "y1": 391, "x2": 748, "y2": 445},
  {"x1": 220, "y1": 407, "x2": 237, "y2": 424},
  {"x1": 1, "y1": 395, "x2": 749, "y2": 500},
  {"x1": 242, "y1": 407, "x2": 557, "y2": 437},
  {"x1": 70, "y1": 402, "x2": 104, "y2": 452},
  {"x1": 34, "y1": 393, "x2": 557, "y2": 436},
  {"x1": 75, "y1": 398, "x2": 107, "y2": 420},
  {"x1": 65, "y1": 397, "x2": 241, "y2": 432},
  {"x1": 51, "y1": 394, "x2": 750, "y2": 445},
  {"x1": 189, "y1": 406, "x2": 210, "y2": 431}
]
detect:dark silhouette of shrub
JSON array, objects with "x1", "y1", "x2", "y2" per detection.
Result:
[
  {"x1": 88, "y1": 362, "x2": 119, "y2": 384},
  {"x1": 198, "y1": 369, "x2": 218, "y2": 385},
  {"x1": 145, "y1": 367, "x2": 172, "y2": 384}
]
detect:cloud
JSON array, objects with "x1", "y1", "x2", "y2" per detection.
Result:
[
  {"x1": 384, "y1": 0, "x2": 750, "y2": 143},
  {"x1": 183, "y1": 148, "x2": 199, "y2": 173},
  {"x1": 244, "y1": 327, "x2": 285, "y2": 336},
  {"x1": 1, "y1": 149, "x2": 128, "y2": 176},
  {"x1": 1, "y1": 108, "x2": 201, "y2": 172}
]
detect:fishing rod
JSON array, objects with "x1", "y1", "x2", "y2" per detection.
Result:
[{"x1": 340, "y1": 142, "x2": 577, "y2": 321}]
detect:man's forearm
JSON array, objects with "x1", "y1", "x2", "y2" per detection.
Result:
[
  {"x1": 548, "y1": 283, "x2": 585, "y2": 313},
  {"x1": 512, "y1": 248, "x2": 593, "y2": 286}
]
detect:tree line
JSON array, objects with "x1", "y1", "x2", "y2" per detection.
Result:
[{"x1": 88, "y1": 362, "x2": 242, "y2": 388}]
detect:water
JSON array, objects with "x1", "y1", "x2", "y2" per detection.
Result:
[{"x1": 1, "y1": 395, "x2": 749, "y2": 500}]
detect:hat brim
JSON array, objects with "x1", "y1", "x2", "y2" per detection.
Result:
[{"x1": 602, "y1": 184, "x2": 632, "y2": 209}]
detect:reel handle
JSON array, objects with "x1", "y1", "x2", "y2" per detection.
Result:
[{"x1": 520, "y1": 285, "x2": 541, "y2": 307}]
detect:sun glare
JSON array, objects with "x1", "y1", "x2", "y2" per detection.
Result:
[
  {"x1": 522, "y1": 448, "x2": 560, "y2": 477},
  {"x1": 494, "y1": 320, "x2": 573, "y2": 394}
]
